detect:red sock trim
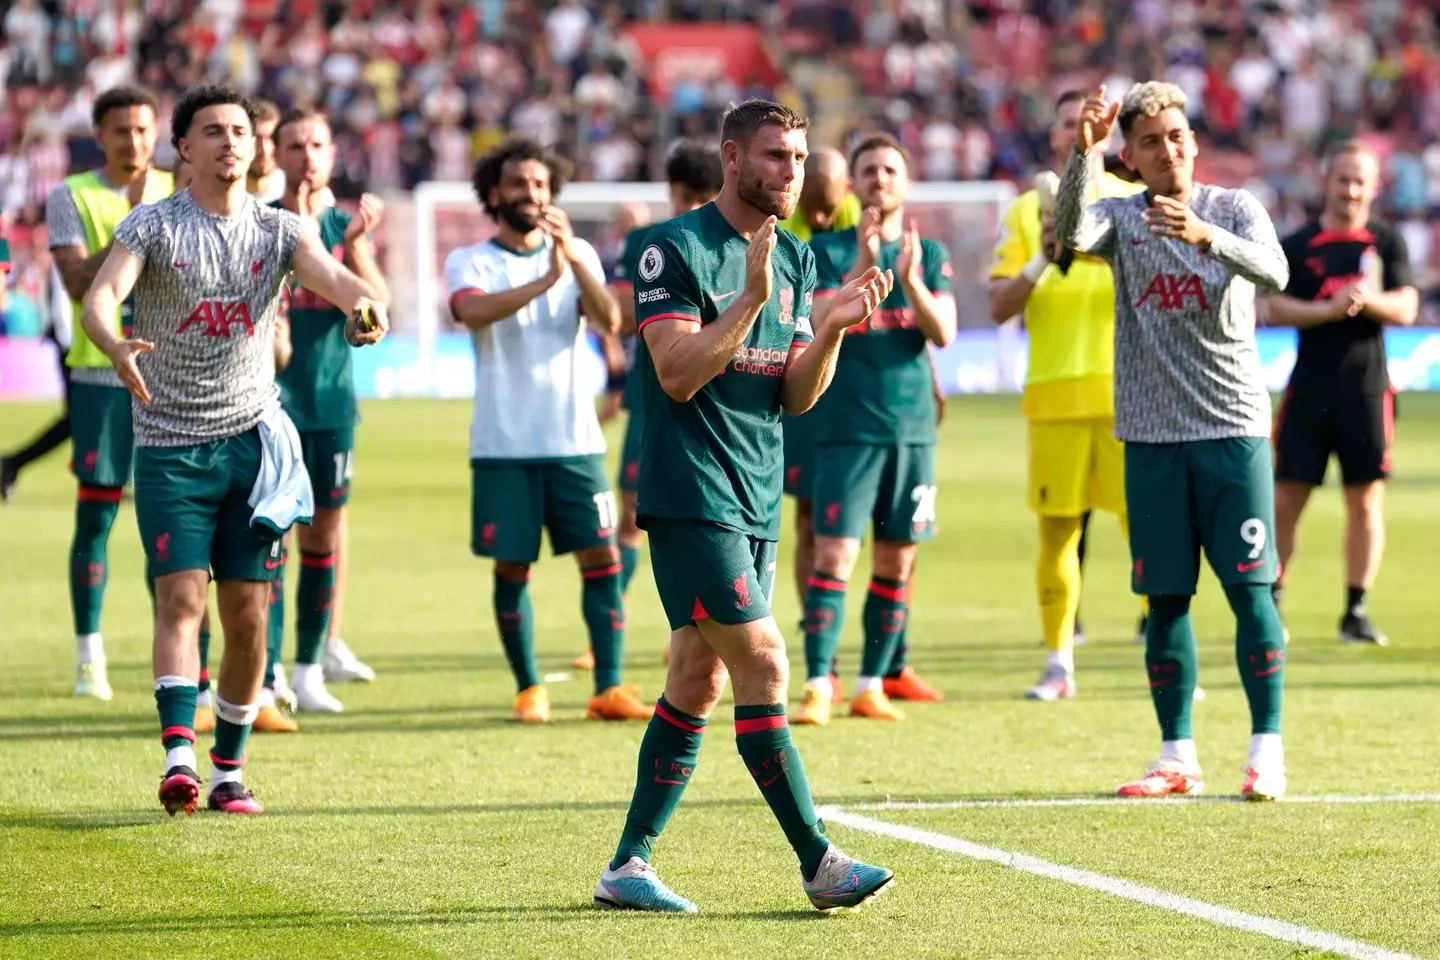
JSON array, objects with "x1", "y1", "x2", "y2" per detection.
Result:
[
  {"x1": 582, "y1": 563, "x2": 623, "y2": 579},
  {"x1": 300, "y1": 552, "x2": 336, "y2": 568},
  {"x1": 735, "y1": 714, "x2": 788, "y2": 735},
  {"x1": 78, "y1": 485, "x2": 123, "y2": 502},
  {"x1": 161, "y1": 725, "x2": 196, "y2": 744},
  {"x1": 807, "y1": 574, "x2": 847, "y2": 592},
  {"x1": 654, "y1": 701, "x2": 705, "y2": 733},
  {"x1": 209, "y1": 750, "x2": 246, "y2": 768},
  {"x1": 869, "y1": 578, "x2": 910, "y2": 602},
  {"x1": 198, "y1": 668, "x2": 210, "y2": 682},
  {"x1": 495, "y1": 568, "x2": 532, "y2": 583}
]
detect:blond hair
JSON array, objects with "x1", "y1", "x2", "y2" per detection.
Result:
[
  {"x1": 1321, "y1": 138, "x2": 1378, "y2": 175},
  {"x1": 1118, "y1": 82, "x2": 1188, "y2": 137}
]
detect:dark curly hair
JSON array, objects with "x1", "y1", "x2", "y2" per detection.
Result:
[
  {"x1": 665, "y1": 140, "x2": 723, "y2": 197},
  {"x1": 92, "y1": 86, "x2": 158, "y2": 128},
  {"x1": 171, "y1": 84, "x2": 261, "y2": 153},
  {"x1": 471, "y1": 137, "x2": 571, "y2": 220}
]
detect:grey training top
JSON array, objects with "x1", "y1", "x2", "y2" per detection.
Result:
[
  {"x1": 112, "y1": 190, "x2": 305, "y2": 446},
  {"x1": 1054, "y1": 149, "x2": 1289, "y2": 443}
]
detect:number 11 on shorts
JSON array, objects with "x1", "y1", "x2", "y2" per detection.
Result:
[{"x1": 593, "y1": 491, "x2": 618, "y2": 535}]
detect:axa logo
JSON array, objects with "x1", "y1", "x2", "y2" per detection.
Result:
[
  {"x1": 1135, "y1": 274, "x2": 1208, "y2": 311},
  {"x1": 178, "y1": 300, "x2": 255, "y2": 337}
]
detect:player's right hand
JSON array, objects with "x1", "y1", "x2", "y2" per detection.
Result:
[
  {"x1": 856, "y1": 205, "x2": 883, "y2": 272},
  {"x1": 105, "y1": 339, "x2": 154, "y2": 404},
  {"x1": 744, "y1": 215, "x2": 777, "y2": 304},
  {"x1": 296, "y1": 180, "x2": 315, "y2": 218},
  {"x1": 1329, "y1": 280, "x2": 1368, "y2": 320},
  {"x1": 1077, "y1": 85, "x2": 1120, "y2": 156}
]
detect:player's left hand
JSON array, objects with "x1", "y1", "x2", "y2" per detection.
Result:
[
  {"x1": 539, "y1": 206, "x2": 577, "y2": 262},
  {"x1": 896, "y1": 219, "x2": 924, "y2": 287},
  {"x1": 1144, "y1": 196, "x2": 1213, "y2": 247},
  {"x1": 344, "y1": 193, "x2": 384, "y2": 243},
  {"x1": 345, "y1": 298, "x2": 389, "y2": 346},
  {"x1": 826, "y1": 266, "x2": 894, "y2": 331}
]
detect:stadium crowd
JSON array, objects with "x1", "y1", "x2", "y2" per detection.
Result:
[{"x1": 2, "y1": 0, "x2": 1440, "y2": 332}]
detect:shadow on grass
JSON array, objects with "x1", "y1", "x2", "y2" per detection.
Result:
[
  {"x1": 0, "y1": 795, "x2": 783, "y2": 831},
  {"x1": 0, "y1": 902, "x2": 825, "y2": 938},
  {"x1": 3, "y1": 787, "x2": 1078, "y2": 832}
]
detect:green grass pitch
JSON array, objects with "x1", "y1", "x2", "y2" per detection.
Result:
[{"x1": 2, "y1": 395, "x2": 1438, "y2": 959}]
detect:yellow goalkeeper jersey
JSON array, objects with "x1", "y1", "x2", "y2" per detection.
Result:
[{"x1": 991, "y1": 172, "x2": 1144, "y2": 422}]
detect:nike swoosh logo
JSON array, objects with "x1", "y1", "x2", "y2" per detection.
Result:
[
  {"x1": 761, "y1": 773, "x2": 784, "y2": 788},
  {"x1": 653, "y1": 777, "x2": 685, "y2": 785},
  {"x1": 816, "y1": 874, "x2": 861, "y2": 897},
  {"x1": 265, "y1": 559, "x2": 285, "y2": 570},
  {"x1": 1236, "y1": 560, "x2": 1265, "y2": 572},
  {"x1": 1253, "y1": 665, "x2": 1282, "y2": 677},
  {"x1": 173, "y1": 261, "x2": 194, "y2": 268},
  {"x1": 712, "y1": 289, "x2": 739, "y2": 302}
]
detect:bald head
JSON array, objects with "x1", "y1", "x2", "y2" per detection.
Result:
[{"x1": 799, "y1": 147, "x2": 850, "y2": 231}]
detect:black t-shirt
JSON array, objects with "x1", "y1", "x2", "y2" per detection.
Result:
[{"x1": 1280, "y1": 219, "x2": 1412, "y2": 395}]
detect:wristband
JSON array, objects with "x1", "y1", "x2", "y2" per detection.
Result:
[{"x1": 1021, "y1": 253, "x2": 1049, "y2": 284}]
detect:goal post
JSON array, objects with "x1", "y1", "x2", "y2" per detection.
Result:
[{"x1": 406, "y1": 179, "x2": 1020, "y2": 397}]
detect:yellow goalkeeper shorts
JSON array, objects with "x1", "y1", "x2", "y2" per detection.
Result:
[{"x1": 1027, "y1": 418, "x2": 1127, "y2": 517}]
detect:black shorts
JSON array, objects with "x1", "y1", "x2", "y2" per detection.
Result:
[{"x1": 1274, "y1": 389, "x2": 1394, "y2": 486}]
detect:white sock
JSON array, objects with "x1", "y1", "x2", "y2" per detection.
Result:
[
  {"x1": 1249, "y1": 733, "x2": 1283, "y2": 769},
  {"x1": 213, "y1": 696, "x2": 260, "y2": 727},
  {"x1": 209, "y1": 765, "x2": 244, "y2": 793},
  {"x1": 1160, "y1": 739, "x2": 1199, "y2": 770},
  {"x1": 76, "y1": 633, "x2": 104, "y2": 664},
  {"x1": 292, "y1": 663, "x2": 322, "y2": 689},
  {"x1": 196, "y1": 688, "x2": 213, "y2": 709},
  {"x1": 856, "y1": 676, "x2": 883, "y2": 693},
  {"x1": 1047, "y1": 647, "x2": 1075, "y2": 673},
  {"x1": 805, "y1": 676, "x2": 833, "y2": 701},
  {"x1": 164, "y1": 744, "x2": 197, "y2": 773}
]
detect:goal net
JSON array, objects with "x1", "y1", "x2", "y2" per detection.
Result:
[{"x1": 395, "y1": 180, "x2": 1019, "y2": 398}]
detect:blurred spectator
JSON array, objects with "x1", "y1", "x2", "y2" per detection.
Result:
[{"x1": 1, "y1": 0, "x2": 1440, "y2": 309}]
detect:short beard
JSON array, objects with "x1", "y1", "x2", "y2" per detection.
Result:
[
  {"x1": 737, "y1": 163, "x2": 795, "y2": 219},
  {"x1": 497, "y1": 201, "x2": 540, "y2": 233}
]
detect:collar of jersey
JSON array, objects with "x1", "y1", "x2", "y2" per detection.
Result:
[{"x1": 490, "y1": 237, "x2": 549, "y2": 258}]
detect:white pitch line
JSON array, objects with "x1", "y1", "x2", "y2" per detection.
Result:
[
  {"x1": 848, "y1": 792, "x2": 1440, "y2": 811},
  {"x1": 820, "y1": 807, "x2": 1419, "y2": 960}
]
